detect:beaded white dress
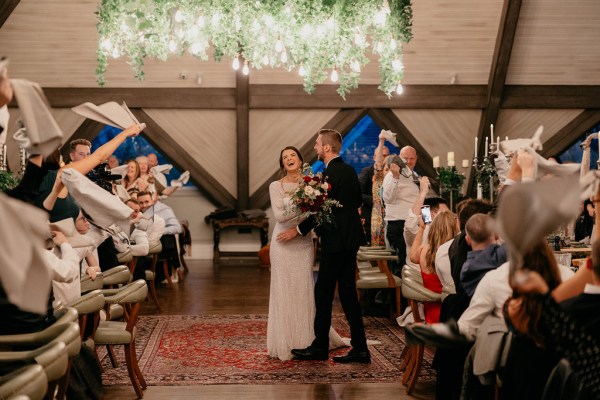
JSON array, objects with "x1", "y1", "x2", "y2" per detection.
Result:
[{"x1": 267, "y1": 181, "x2": 346, "y2": 360}]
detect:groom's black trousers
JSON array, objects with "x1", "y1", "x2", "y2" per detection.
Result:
[{"x1": 312, "y1": 249, "x2": 368, "y2": 352}]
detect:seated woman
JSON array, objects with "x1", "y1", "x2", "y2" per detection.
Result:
[{"x1": 411, "y1": 210, "x2": 458, "y2": 323}]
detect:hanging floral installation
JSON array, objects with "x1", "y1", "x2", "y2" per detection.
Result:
[{"x1": 96, "y1": 0, "x2": 413, "y2": 98}]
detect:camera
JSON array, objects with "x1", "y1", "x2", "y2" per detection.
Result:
[
  {"x1": 87, "y1": 162, "x2": 122, "y2": 193},
  {"x1": 421, "y1": 205, "x2": 433, "y2": 225}
]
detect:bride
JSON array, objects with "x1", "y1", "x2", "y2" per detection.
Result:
[{"x1": 267, "y1": 146, "x2": 347, "y2": 360}]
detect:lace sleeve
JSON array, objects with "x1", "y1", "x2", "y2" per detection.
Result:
[
  {"x1": 269, "y1": 182, "x2": 299, "y2": 224},
  {"x1": 541, "y1": 295, "x2": 600, "y2": 397}
]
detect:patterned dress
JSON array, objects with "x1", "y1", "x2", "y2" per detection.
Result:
[
  {"x1": 266, "y1": 181, "x2": 345, "y2": 360},
  {"x1": 370, "y1": 167, "x2": 386, "y2": 246}
]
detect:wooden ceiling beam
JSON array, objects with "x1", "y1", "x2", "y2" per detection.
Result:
[
  {"x1": 30, "y1": 85, "x2": 600, "y2": 110},
  {"x1": 131, "y1": 109, "x2": 236, "y2": 208},
  {"x1": 0, "y1": 0, "x2": 20, "y2": 29},
  {"x1": 503, "y1": 86, "x2": 600, "y2": 109},
  {"x1": 541, "y1": 109, "x2": 600, "y2": 159},
  {"x1": 468, "y1": 0, "x2": 522, "y2": 195},
  {"x1": 236, "y1": 64, "x2": 250, "y2": 211},
  {"x1": 249, "y1": 108, "x2": 368, "y2": 210}
]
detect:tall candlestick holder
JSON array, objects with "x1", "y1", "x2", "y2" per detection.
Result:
[
  {"x1": 435, "y1": 165, "x2": 466, "y2": 211},
  {"x1": 19, "y1": 147, "x2": 27, "y2": 177},
  {"x1": 0, "y1": 144, "x2": 7, "y2": 172},
  {"x1": 473, "y1": 142, "x2": 499, "y2": 202}
]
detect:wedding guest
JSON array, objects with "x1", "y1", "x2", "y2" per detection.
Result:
[
  {"x1": 107, "y1": 155, "x2": 119, "y2": 169},
  {"x1": 382, "y1": 146, "x2": 420, "y2": 274},
  {"x1": 359, "y1": 136, "x2": 390, "y2": 244},
  {"x1": 410, "y1": 211, "x2": 458, "y2": 323}
]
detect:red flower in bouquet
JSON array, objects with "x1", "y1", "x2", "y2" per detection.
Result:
[{"x1": 288, "y1": 164, "x2": 342, "y2": 226}]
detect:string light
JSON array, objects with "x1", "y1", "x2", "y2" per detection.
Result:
[
  {"x1": 330, "y1": 68, "x2": 339, "y2": 82},
  {"x1": 275, "y1": 36, "x2": 283, "y2": 52},
  {"x1": 396, "y1": 82, "x2": 403, "y2": 95},
  {"x1": 232, "y1": 55, "x2": 240, "y2": 70},
  {"x1": 298, "y1": 64, "x2": 306, "y2": 77},
  {"x1": 174, "y1": 9, "x2": 184, "y2": 22},
  {"x1": 242, "y1": 60, "x2": 250, "y2": 75}
]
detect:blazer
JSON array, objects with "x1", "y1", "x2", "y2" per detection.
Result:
[{"x1": 299, "y1": 157, "x2": 366, "y2": 254}]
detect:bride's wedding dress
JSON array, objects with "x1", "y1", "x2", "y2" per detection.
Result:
[{"x1": 267, "y1": 181, "x2": 347, "y2": 361}]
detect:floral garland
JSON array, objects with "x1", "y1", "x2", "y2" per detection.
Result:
[{"x1": 96, "y1": 0, "x2": 412, "y2": 98}]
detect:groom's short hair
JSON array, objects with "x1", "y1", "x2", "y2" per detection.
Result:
[{"x1": 318, "y1": 129, "x2": 342, "y2": 153}]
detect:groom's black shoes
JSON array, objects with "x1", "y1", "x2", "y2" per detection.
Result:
[
  {"x1": 291, "y1": 346, "x2": 329, "y2": 361},
  {"x1": 333, "y1": 349, "x2": 371, "y2": 364}
]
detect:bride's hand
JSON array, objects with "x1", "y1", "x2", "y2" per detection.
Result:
[{"x1": 277, "y1": 227, "x2": 299, "y2": 242}]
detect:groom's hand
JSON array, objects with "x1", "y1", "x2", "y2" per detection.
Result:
[{"x1": 277, "y1": 227, "x2": 299, "y2": 242}]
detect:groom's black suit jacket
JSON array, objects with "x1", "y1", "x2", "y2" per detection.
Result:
[{"x1": 298, "y1": 157, "x2": 366, "y2": 251}]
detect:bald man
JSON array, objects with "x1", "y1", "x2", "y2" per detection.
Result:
[{"x1": 382, "y1": 146, "x2": 420, "y2": 275}]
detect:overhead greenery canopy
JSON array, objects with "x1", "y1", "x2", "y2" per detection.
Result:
[{"x1": 96, "y1": 0, "x2": 413, "y2": 97}]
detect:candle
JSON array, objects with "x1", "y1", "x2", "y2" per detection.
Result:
[
  {"x1": 490, "y1": 124, "x2": 494, "y2": 145},
  {"x1": 447, "y1": 152, "x2": 455, "y2": 166},
  {"x1": 462, "y1": 159, "x2": 469, "y2": 168},
  {"x1": 433, "y1": 156, "x2": 440, "y2": 168},
  {"x1": 484, "y1": 137, "x2": 488, "y2": 157},
  {"x1": 475, "y1": 137, "x2": 478, "y2": 157},
  {"x1": 505, "y1": 136, "x2": 508, "y2": 141},
  {"x1": 477, "y1": 183, "x2": 483, "y2": 199}
]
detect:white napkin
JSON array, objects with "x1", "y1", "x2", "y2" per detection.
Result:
[
  {"x1": 150, "y1": 164, "x2": 173, "y2": 189},
  {"x1": 71, "y1": 101, "x2": 146, "y2": 131},
  {"x1": 0, "y1": 192, "x2": 53, "y2": 314},
  {"x1": 61, "y1": 168, "x2": 132, "y2": 236},
  {"x1": 171, "y1": 170, "x2": 190, "y2": 188},
  {"x1": 500, "y1": 125, "x2": 544, "y2": 154},
  {"x1": 496, "y1": 175, "x2": 580, "y2": 272},
  {"x1": 10, "y1": 79, "x2": 63, "y2": 156},
  {"x1": 111, "y1": 164, "x2": 129, "y2": 179},
  {"x1": 0, "y1": 105, "x2": 9, "y2": 141}
]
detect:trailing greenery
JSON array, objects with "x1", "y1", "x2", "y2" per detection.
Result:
[
  {"x1": 437, "y1": 166, "x2": 465, "y2": 201},
  {"x1": 96, "y1": 0, "x2": 412, "y2": 98}
]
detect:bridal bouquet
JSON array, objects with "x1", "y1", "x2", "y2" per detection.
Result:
[{"x1": 288, "y1": 164, "x2": 342, "y2": 226}]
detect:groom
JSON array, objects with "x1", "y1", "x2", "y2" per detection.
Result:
[{"x1": 277, "y1": 129, "x2": 369, "y2": 363}]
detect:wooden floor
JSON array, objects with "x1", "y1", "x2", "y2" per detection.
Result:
[{"x1": 104, "y1": 258, "x2": 436, "y2": 400}]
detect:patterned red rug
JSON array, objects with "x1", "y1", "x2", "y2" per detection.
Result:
[{"x1": 100, "y1": 314, "x2": 435, "y2": 385}]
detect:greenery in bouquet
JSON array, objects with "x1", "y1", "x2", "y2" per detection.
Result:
[
  {"x1": 0, "y1": 170, "x2": 20, "y2": 192},
  {"x1": 288, "y1": 164, "x2": 342, "y2": 227},
  {"x1": 474, "y1": 156, "x2": 499, "y2": 199}
]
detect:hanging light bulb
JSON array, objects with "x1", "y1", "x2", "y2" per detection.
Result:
[
  {"x1": 262, "y1": 55, "x2": 270, "y2": 65},
  {"x1": 197, "y1": 14, "x2": 205, "y2": 27},
  {"x1": 392, "y1": 58, "x2": 403, "y2": 71},
  {"x1": 275, "y1": 36, "x2": 283, "y2": 52},
  {"x1": 298, "y1": 64, "x2": 306, "y2": 77},
  {"x1": 190, "y1": 42, "x2": 202, "y2": 54},
  {"x1": 280, "y1": 49, "x2": 288, "y2": 63},
  {"x1": 111, "y1": 47, "x2": 120, "y2": 59},
  {"x1": 330, "y1": 68, "x2": 339, "y2": 82},
  {"x1": 232, "y1": 55, "x2": 240, "y2": 70},
  {"x1": 242, "y1": 60, "x2": 250, "y2": 75},
  {"x1": 174, "y1": 9, "x2": 184, "y2": 23},
  {"x1": 101, "y1": 38, "x2": 112, "y2": 51},
  {"x1": 390, "y1": 38, "x2": 397, "y2": 50},
  {"x1": 375, "y1": 41, "x2": 384, "y2": 53},
  {"x1": 168, "y1": 39, "x2": 177, "y2": 52},
  {"x1": 350, "y1": 59, "x2": 361, "y2": 73},
  {"x1": 396, "y1": 82, "x2": 404, "y2": 95}
]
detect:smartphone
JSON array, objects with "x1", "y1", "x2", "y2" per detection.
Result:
[{"x1": 421, "y1": 205, "x2": 432, "y2": 225}]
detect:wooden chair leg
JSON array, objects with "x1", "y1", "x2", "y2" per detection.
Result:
[
  {"x1": 125, "y1": 343, "x2": 144, "y2": 398},
  {"x1": 162, "y1": 260, "x2": 173, "y2": 288},
  {"x1": 399, "y1": 344, "x2": 410, "y2": 371},
  {"x1": 402, "y1": 346, "x2": 416, "y2": 385},
  {"x1": 131, "y1": 339, "x2": 147, "y2": 389},
  {"x1": 147, "y1": 278, "x2": 161, "y2": 311},
  {"x1": 406, "y1": 343, "x2": 424, "y2": 395},
  {"x1": 394, "y1": 288, "x2": 402, "y2": 318},
  {"x1": 107, "y1": 345, "x2": 118, "y2": 367}
]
